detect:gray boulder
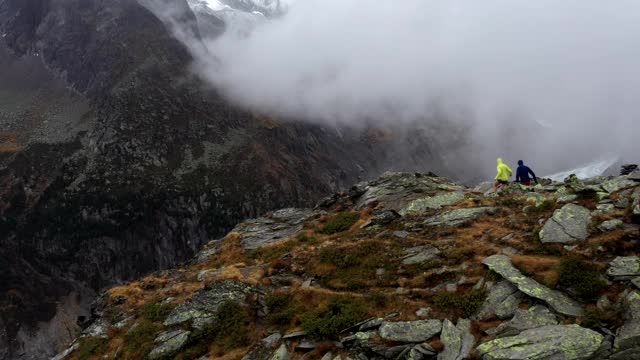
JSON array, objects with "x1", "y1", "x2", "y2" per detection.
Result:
[
  {"x1": 379, "y1": 320, "x2": 442, "y2": 343},
  {"x1": 614, "y1": 291, "x2": 640, "y2": 354},
  {"x1": 473, "y1": 280, "x2": 522, "y2": 320},
  {"x1": 603, "y1": 177, "x2": 638, "y2": 193},
  {"x1": 599, "y1": 219, "x2": 624, "y2": 232},
  {"x1": 607, "y1": 256, "x2": 640, "y2": 280},
  {"x1": 592, "y1": 203, "x2": 615, "y2": 215},
  {"x1": 242, "y1": 333, "x2": 283, "y2": 360},
  {"x1": 485, "y1": 305, "x2": 557, "y2": 338},
  {"x1": 630, "y1": 169, "x2": 640, "y2": 181},
  {"x1": 438, "y1": 319, "x2": 475, "y2": 360},
  {"x1": 539, "y1": 204, "x2": 591, "y2": 244},
  {"x1": 164, "y1": 279, "x2": 259, "y2": 328},
  {"x1": 149, "y1": 330, "x2": 190, "y2": 359},
  {"x1": 231, "y1": 208, "x2": 317, "y2": 250},
  {"x1": 482, "y1": 255, "x2": 583, "y2": 317},
  {"x1": 270, "y1": 344, "x2": 290, "y2": 360},
  {"x1": 400, "y1": 192, "x2": 466, "y2": 215},
  {"x1": 402, "y1": 246, "x2": 441, "y2": 265},
  {"x1": 355, "y1": 172, "x2": 463, "y2": 211},
  {"x1": 407, "y1": 343, "x2": 437, "y2": 360},
  {"x1": 476, "y1": 324, "x2": 604, "y2": 360},
  {"x1": 424, "y1": 207, "x2": 497, "y2": 227},
  {"x1": 371, "y1": 209, "x2": 400, "y2": 225}
]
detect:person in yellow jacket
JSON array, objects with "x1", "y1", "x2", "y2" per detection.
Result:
[{"x1": 493, "y1": 158, "x2": 513, "y2": 191}]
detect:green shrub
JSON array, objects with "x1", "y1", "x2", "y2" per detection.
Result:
[
  {"x1": 265, "y1": 292, "x2": 299, "y2": 326},
  {"x1": 366, "y1": 292, "x2": 387, "y2": 307},
  {"x1": 319, "y1": 212, "x2": 360, "y2": 234},
  {"x1": 142, "y1": 299, "x2": 174, "y2": 322},
  {"x1": 123, "y1": 320, "x2": 162, "y2": 359},
  {"x1": 319, "y1": 247, "x2": 360, "y2": 268},
  {"x1": 74, "y1": 337, "x2": 109, "y2": 360},
  {"x1": 301, "y1": 296, "x2": 367, "y2": 339},
  {"x1": 181, "y1": 301, "x2": 250, "y2": 358},
  {"x1": 249, "y1": 240, "x2": 297, "y2": 261},
  {"x1": 432, "y1": 289, "x2": 486, "y2": 318},
  {"x1": 297, "y1": 233, "x2": 319, "y2": 244},
  {"x1": 557, "y1": 257, "x2": 607, "y2": 301}
]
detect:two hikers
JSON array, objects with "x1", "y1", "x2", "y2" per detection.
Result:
[{"x1": 493, "y1": 158, "x2": 538, "y2": 190}]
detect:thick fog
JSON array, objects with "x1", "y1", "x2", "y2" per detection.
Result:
[{"x1": 175, "y1": 0, "x2": 640, "y2": 178}]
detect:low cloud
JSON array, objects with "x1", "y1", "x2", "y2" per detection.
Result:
[{"x1": 172, "y1": 0, "x2": 640, "y2": 176}]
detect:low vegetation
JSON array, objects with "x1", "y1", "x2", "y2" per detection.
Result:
[
  {"x1": 301, "y1": 296, "x2": 368, "y2": 340},
  {"x1": 432, "y1": 289, "x2": 486, "y2": 319},
  {"x1": 318, "y1": 212, "x2": 360, "y2": 234}
]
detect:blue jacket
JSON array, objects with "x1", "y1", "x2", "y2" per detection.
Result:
[{"x1": 516, "y1": 161, "x2": 537, "y2": 183}]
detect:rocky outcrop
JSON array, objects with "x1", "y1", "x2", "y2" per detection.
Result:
[
  {"x1": 613, "y1": 291, "x2": 640, "y2": 356},
  {"x1": 231, "y1": 208, "x2": 318, "y2": 250},
  {"x1": 476, "y1": 325, "x2": 604, "y2": 360},
  {"x1": 400, "y1": 192, "x2": 465, "y2": 215},
  {"x1": 483, "y1": 255, "x2": 583, "y2": 316},
  {"x1": 539, "y1": 204, "x2": 592, "y2": 244},
  {"x1": 164, "y1": 280, "x2": 261, "y2": 328},
  {"x1": 401, "y1": 246, "x2": 441, "y2": 265}
]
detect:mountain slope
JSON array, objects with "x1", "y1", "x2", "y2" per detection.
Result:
[
  {"x1": 0, "y1": 0, "x2": 449, "y2": 358},
  {"x1": 54, "y1": 170, "x2": 640, "y2": 359}
]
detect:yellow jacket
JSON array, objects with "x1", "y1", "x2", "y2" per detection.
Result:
[{"x1": 495, "y1": 158, "x2": 513, "y2": 181}]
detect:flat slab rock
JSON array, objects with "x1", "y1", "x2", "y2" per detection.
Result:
[
  {"x1": 164, "y1": 279, "x2": 260, "y2": 328},
  {"x1": 402, "y1": 246, "x2": 441, "y2": 265},
  {"x1": 473, "y1": 280, "x2": 522, "y2": 321},
  {"x1": 424, "y1": 207, "x2": 497, "y2": 227},
  {"x1": 614, "y1": 291, "x2": 640, "y2": 353},
  {"x1": 539, "y1": 204, "x2": 591, "y2": 244},
  {"x1": 486, "y1": 305, "x2": 557, "y2": 338},
  {"x1": 482, "y1": 255, "x2": 583, "y2": 317},
  {"x1": 607, "y1": 256, "x2": 640, "y2": 279},
  {"x1": 379, "y1": 319, "x2": 442, "y2": 343},
  {"x1": 231, "y1": 208, "x2": 317, "y2": 250},
  {"x1": 476, "y1": 324, "x2": 604, "y2": 360},
  {"x1": 149, "y1": 330, "x2": 190, "y2": 359},
  {"x1": 400, "y1": 191, "x2": 465, "y2": 215},
  {"x1": 438, "y1": 319, "x2": 475, "y2": 360}
]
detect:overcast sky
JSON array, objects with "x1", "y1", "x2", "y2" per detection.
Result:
[{"x1": 186, "y1": 0, "x2": 640, "y2": 175}]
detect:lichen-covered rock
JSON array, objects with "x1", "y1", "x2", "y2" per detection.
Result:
[
  {"x1": 149, "y1": 330, "x2": 190, "y2": 359},
  {"x1": 599, "y1": 219, "x2": 624, "y2": 232},
  {"x1": 231, "y1": 208, "x2": 318, "y2": 250},
  {"x1": 371, "y1": 209, "x2": 401, "y2": 225},
  {"x1": 607, "y1": 256, "x2": 640, "y2": 280},
  {"x1": 473, "y1": 281, "x2": 522, "y2": 320},
  {"x1": 539, "y1": 204, "x2": 591, "y2": 244},
  {"x1": 270, "y1": 344, "x2": 290, "y2": 360},
  {"x1": 592, "y1": 203, "x2": 615, "y2": 215},
  {"x1": 614, "y1": 291, "x2": 640, "y2": 354},
  {"x1": 482, "y1": 255, "x2": 583, "y2": 317},
  {"x1": 438, "y1": 319, "x2": 475, "y2": 360},
  {"x1": 557, "y1": 194, "x2": 579, "y2": 204},
  {"x1": 242, "y1": 333, "x2": 283, "y2": 360},
  {"x1": 402, "y1": 246, "x2": 441, "y2": 265},
  {"x1": 485, "y1": 305, "x2": 557, "y2": 338},
  {"x1": 602, "y1": 177, "x2": 638, "y2": 193},
  {"x1": 379, "y1": 319, "x2": 442, "y2": 343},
  {"x1": 424, "y1": 207, "x2": 496, "y2": 227},
  {"x1": 355, "y1": 172, "x2": 463, "y2": 211},
  {"x1": 400, "y1": 192, "x2": 465, "y2": 215},
  {"x1": 164, "y1": 279, "x2": 260, "y2": 328},
  {"x1": 630, "y1": 170, "x2": 640, "y2": 181},
  {"x1": 407, "y1": 343, "x2": 437, "y2": 360},
  {"x1": 476, "y1": 324, "x2": 604, "y2": 360}
]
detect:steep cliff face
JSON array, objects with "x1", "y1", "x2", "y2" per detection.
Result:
[{"x1": 0, "y1": 0, "x2": 448, "y2": 358}]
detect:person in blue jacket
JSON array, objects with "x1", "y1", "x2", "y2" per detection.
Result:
[{"x1": 516, "y1": 160, "x2": 538, "y2": 186}]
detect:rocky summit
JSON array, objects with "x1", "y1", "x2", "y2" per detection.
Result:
[{"x1": 49, "y1": 170, "x2": 640, "y2": 360}]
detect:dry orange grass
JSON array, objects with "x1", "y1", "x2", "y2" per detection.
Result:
[{"x1": 511, "y1": 254, "x2": 561, "y2": 287}]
